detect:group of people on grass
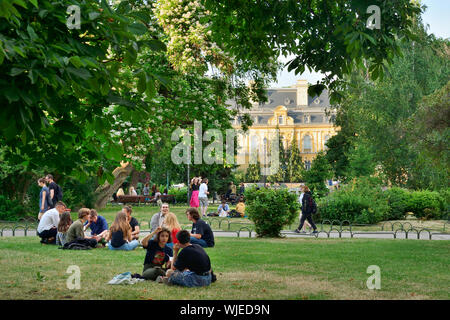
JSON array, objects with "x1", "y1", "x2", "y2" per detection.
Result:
[{"x1": 36, "y1": 200, "x2": 216, "y2": 287}]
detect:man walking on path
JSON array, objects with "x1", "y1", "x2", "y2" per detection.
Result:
[{"x1": 294, "y1": 185, "x2": 318, "y2": 234}]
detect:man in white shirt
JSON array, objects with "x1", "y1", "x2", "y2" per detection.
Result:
[
  {"x1": 198, "y1": 178, "x2": 209, "y2": 217},
  {"x1": 37, "y1": 201, "x2": 67, "y2": 244}
]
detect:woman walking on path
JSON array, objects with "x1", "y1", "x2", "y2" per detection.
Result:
[
  {"x1": 189, "y1": 177, "x2": 200, "y2": 208},
  {"x1": 294, "y1": 186, "x2": 318, "y2": 234}
]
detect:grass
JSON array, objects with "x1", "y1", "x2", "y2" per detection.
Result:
[{"x1": 0, "y1": 236, "x2": 449, "y2": 300}]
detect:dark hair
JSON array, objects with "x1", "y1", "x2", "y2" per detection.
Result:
[
  {"x1": 202, "y1": 178, "x2": 208, "y2": 183},
  {"x1": 58, "y1": 212, "x2": 72, "y2": 232},
  {"x1": 123, "y1": 205, "x2": 132, "y2": 214},
  {"x1": 46, "y1": 174, "x2": 54, "y2": 180},
  {"x1": 89, "y1": 209, "x2": 98, "y2": 217},
  {"x1": 176, "y1": 230, "x2": 191, "y2": 245},
  {"x1": 303, "y1": 185, "x2": 310, "y2": 192},
  {"x1": 38, "y1": 178, "x2": 46, "y2": 184},
  {"x1": 186, "y1": 207, "x2": 200, "y2": 220},
  {"x1": 156, "y1": 227, "x2": 172, "y2": 244}
]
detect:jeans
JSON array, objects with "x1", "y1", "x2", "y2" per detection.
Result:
[
  {"x1": 190, "y1": 237, "x2": 208, "y2": 248},
  {"x1": 168, "y1": 270, "x2": 211, "y2": 287},
  {"x1": 108, "y1": 240, "x2": 140, "y2": 251}
]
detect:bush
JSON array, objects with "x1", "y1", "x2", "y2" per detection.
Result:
[
  {"x1": 245, "y1": 187, "x2": 300, "y2": 237},
  {"x1": 316, "y1": 177, "x2": 388, "y2": 224},
  {"x1": 168, "y1": 187, "x2": 188, "y2": 204},
  {"x1": 384, "y1": 187, "x2": 410, "y2": 220},
  {"x1": 406, "y1": 190, "x2": 444, "y2": 219},
  {"x1": 0, "y1": 195, "x2": 28, "y2": 221}
]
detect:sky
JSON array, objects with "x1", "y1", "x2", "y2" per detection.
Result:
[{"x1": 270, "y1": 0, "x2": 450, "y2": 88}]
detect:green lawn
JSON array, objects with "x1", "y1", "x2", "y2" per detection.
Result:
[{"x1": 0, "y1": 236, "x2": 448, "y2": 300}]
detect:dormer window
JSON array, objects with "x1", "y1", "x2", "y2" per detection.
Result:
[
  {"x1": 314, "y1": 98, "x2": 320, "y2": 105},
  {"x1": 284, "y1": 97, "x2": 291, "y2": 105},
  {"x1": 278, "y1": 115, "x2": 284, "y2": 125},
  {"x1": 304, "y1": 115, "x2": 310, "y2": 123}
]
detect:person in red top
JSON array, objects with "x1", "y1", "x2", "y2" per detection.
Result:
[{"x1": 163, "y1": 212, "x2": 181, "y2": 248}]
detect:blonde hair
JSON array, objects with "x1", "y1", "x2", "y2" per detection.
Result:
[
  {"x1": 110, "y1": 211, "x2": 131, "y2": 240},
  {"x1": 78, "y1": 208, "x2": 90, "y2": 219},
  {"x1": 163, "y1": 212, "x2": 181, "y2": 231}
]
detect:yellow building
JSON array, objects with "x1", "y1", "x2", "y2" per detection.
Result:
[{"x1": 231, "y1": 80, "x2": 339, "y2": 170}]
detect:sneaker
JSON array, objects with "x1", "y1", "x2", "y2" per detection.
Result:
[
  {"x1": 311, "y1": 230, "x2": 318, "y2": 235},
  {"x1": 293, "y1": 229, "x2": 306, "y2": 234}
]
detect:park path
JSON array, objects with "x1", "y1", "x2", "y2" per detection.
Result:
[{"x1": 1, "y1": 229, "x2": 449, "y2": 240}]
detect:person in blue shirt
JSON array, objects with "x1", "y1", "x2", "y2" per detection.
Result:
[
  {"x1": 217, "y1": 199, "x2": 230, "y2": 217},
  {"x1": 84, "y1": 209, "x2": 109, "y2": 243}
]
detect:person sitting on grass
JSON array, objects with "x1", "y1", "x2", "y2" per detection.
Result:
[
  {"x1": 106, "y1": 211, "x2": 140, "y2": 251},
  {"x1": 236, "y1": 196, "x2": 246, "y2": 217},
  {"x1": 217, "y1": 199, "x2": 230, "y2": 217},
  {"x1": 186, "y1": 207, "x2": 215, "y2": 248},
  {"x1": 140, "y1": 226, "x2": 173, "y2": 281},
  {"x1": 122, "y1": 205, "x2": 140, "y2": 240},
  {"x1": 150, "y1": 203, "x2": 170, "y2": 232},
  {"x1": 162, "y1": 212, "x2": 182, "y2": 249},
  {"x1": 37, "y1": 201, "x2": 67, "y2": 244},
  {"x1": 84, "y1": 209, "x2": 109, "y2": 245},
  {"x1": 56, "y1": 211, "x2": 72, "y2": 246},
  {"x1": 156, "y1": 230, "x2": 213, "y2": 287},
  {"x1": 66, "y1": 208, "x2": 99, "y2": 248}
]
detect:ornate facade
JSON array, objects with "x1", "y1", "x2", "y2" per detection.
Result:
[{"x1": 229, "y1": 80, "x2": 339, "y2": 170}]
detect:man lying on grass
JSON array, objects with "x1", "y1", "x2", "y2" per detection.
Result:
[{"x1": 156, "y1": 230, "x2": 213, "y2": 287}]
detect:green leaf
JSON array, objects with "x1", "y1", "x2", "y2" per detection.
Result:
[
  {"x1": 29, "y1": 0, "x2": 38, "y2": 9},
  {"x1": 66, "y1": 67, "x2": 91, "y2": 80},
  {"x1": 69, "y1": 56, "x2": 84, "y2": 68},
  {"x1": 137, "y1": 72, "x2": 146, "y2": 94},
  {"x1": 128, "y1": 22, "x2": 148, "y2": 35},
  {"x1": 27, "y1": 25, "x2": 38, "y2": 41},
  {"x1": 145, "y1": 75, "x2": 156, "y2": 98},
  {"x1": 10, "y1": 68, "x2": 25, "y2": 76}
]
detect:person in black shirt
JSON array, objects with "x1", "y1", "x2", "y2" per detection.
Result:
[
  {"x1": 122, "y1": 205, "x2": 140, "y2": 240},
  {"x1": 46, "y1": 174, "x2": 61, "y2": 209},
  {"x1": 140, "y1": 227, "x2": 173, "y2": 280},
  {"x1": 159, "y1": 230, "x2": 212, "y2": 287},
  {"x1": 186, "y1": 207, "x2": 215, "y2": 248}
]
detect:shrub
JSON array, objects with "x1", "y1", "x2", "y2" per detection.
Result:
[
  {"x1": 316, "y1": 177, "x2": 388, "y2": 224},
  {"x1": 245, "y1": 187, "x2": 300, "y2": 237},
  {"x1": 406, "y1": 190, "x2": 444, "y2": 219},
  {"x1": 384, "y1": 187, "x2": 410, "y2": 220},
  {"x1": 168, "y1": 187, "x2": 188, "y2": 204},
  {"x1": 0, "y1": 195, "x2": 28, "y2": 221}
]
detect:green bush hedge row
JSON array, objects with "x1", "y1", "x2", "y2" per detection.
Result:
[{"x1": 317, "y1": 182, "x2": 448, "y2": 224}]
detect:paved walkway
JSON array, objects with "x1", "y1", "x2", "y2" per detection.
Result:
[{"x1": 2, "y1": 229, "x2": 450, "y2": 240}]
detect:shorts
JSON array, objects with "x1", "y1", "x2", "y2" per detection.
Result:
[{"x1": 198, "y1": 197, "x2": 208, "y2": 207}]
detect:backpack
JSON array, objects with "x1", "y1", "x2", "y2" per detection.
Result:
[
  {"x1": 55, "y1": 184, "x2": 63, "y2": 201},
  {"x1": 309, "y1": 196, "x2": 317, "y2": 214},
  {"x1": 61, "y1": 238, "x2": 92, "y2": 250}
]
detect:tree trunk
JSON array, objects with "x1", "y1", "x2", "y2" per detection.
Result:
[
  {"x1": 130, "y1": 169, "x2": 140, "y2": 190},
  {"x1": 94, "y1": 162, "x2": 133, "y2": 209}
]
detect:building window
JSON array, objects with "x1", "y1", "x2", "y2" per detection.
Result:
[
  {"x1": 304, "y1": 160, "x2": 311, "y2": 170},
  {"x1": 302, "y1": 135, "x2": 312, "y2": 152},
  {"x1": 278, "y1": 115, "x2": 284, "y2": 125},
  {"x1": 324, "y1": 135, "x2": 330, "y2": 150},
  {"x1": 304, "y1": 115, "x2": 310, "y2": 123}
]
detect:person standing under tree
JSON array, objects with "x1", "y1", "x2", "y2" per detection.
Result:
[
  {"x1": 37, "y1": 178, "x2": 51, "y2": 220},
  {"x1": 294, "y1": 185, "x2": 318, "y2": 234},
  {"x1": 198, "y1": 178, "x2": 209, "y2": 217},
  {"x1": 46, "y1": 174, "x2": 62, "y2": 209}
]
